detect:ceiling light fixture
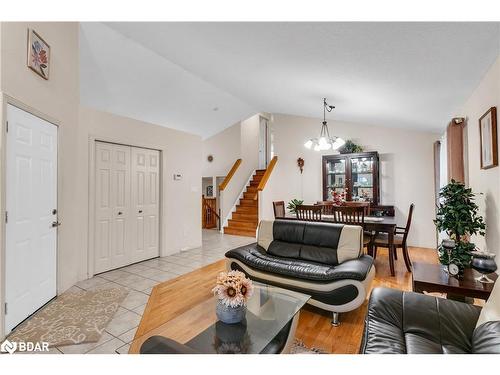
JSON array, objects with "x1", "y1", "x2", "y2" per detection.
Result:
[{"x1": 304, "y1": 98, "x2": 345, "y2": 151}]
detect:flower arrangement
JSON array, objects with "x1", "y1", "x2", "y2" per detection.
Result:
[
  {"x1": 330, "y1": 188, "x2": 347, "y2": 205},
  {"x1": 212, "y1": 270, "x2": 254, "y2": 308}
]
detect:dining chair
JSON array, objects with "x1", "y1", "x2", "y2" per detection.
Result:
[
  {"x1": 273, "y1": 201, "x2": 286, "y2": 218},
  {"x1": 315, "y1": 201, "x2": 335, "y2": 214},
  {"x1": 331, "y1": 206, "x2": 372, "y2": 247},
  {"x1": 296, "y1": 205, "x2": 323, "y2": 221},
  {"x1": 371, "y1": 203, "x2": 414, "y2": 273},
  {"x1": 342, "y1": 201, "x2": 371, "y2": 216}
]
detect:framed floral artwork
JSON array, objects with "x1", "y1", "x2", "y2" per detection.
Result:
[
  {"x1": 27, "y1": 29, "x2": 50, "y2": 80},
  {"x1": 479, "y1": 107, "x2": 498, "y2": 169}
]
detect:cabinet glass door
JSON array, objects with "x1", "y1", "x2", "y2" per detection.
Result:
[
  {"x1": 350, "y1": 156, "x2": 375, "y2": 202},
  {"x1": 325, "y1": 158, "x2": 346, "y2": 200}
]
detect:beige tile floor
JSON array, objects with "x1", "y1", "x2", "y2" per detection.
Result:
[{"x1": 33, "y1": 229, "x2": 255, "y2": 354}]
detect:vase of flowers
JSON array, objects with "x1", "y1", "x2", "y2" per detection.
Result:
[{"x1": 212, "y1": 270, "x2": 254, "y2": 324}]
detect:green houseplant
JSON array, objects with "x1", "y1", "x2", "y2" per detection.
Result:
[
  {"x1": 287, "y1": 199, "x2": 304, "y2": 214},
  {"x1": 434, "y1": 180, "x2": 486, "y2": 271},
  {"x1": 339, "y1": 140, "x2": 364, "y2": 154}
]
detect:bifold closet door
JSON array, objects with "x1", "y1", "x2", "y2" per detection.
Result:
[
  {"x1": 95, "y1": 142, "x2": 160, "y2": 274},
  {"x1": 95, "y1": 142, "x2": 131, "y2": 274},
  {"x1": 130, "y1": 147, "x2": 160, "y2": 263}
]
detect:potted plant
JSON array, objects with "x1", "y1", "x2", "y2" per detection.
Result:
[
  {"x1": 339, "y1": 140, "x2": 364, "y2": 154},
  {"x1": 287, "y1": 199, "x2": 304, "y2": 214},
  {"x1": 212, "y1": 270, "x2": 254, "y2": 324},
  {"x1": 434, "y1": 180, "x2": 486, "y2": 272}
]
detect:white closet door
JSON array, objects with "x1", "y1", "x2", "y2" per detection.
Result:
[
  {"x1": 130, "y1": 147, "x2": 160, "y2": 263},
  {"x1": 5, "y1": 104, "x2": 57, "y2": 333},
  {"x1": 95, "y1": 142, "x2": 131, "y2": 273}
]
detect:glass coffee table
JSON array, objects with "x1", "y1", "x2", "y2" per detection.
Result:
[{"x1": 121, "y1": 282, "x2": 310, "y2": 354}]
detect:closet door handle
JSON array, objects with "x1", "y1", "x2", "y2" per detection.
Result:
[
  {"x1": 118, "y1": 212, "x2": 123, "y2": 215},
  {"x1": 138, "y1": 210, "x2": 143, "y2": 213}
]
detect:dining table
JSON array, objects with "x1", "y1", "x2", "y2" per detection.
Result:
[{"x1": 277, "y1": 214, "x2": 399, "y2": 276}]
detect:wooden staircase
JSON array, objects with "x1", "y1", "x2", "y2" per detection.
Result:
[{"x1": 223, "y1": 169, "x2": 266, "y2": 237}]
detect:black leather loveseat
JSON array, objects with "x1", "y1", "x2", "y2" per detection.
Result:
[
  {"x1": 360, "y1": 287, "x2": 500, "y2": 354},
  {"x1": 225, "y1": 220, "x2": 375, "y2": 325}
]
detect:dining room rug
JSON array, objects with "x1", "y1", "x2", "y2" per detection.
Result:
[
  {"x1": 7, "y1": 287, "x2": 128, "y2": 348},
  {"x1": 290, "y1": 339, "x2": 327, "y2": 354}
]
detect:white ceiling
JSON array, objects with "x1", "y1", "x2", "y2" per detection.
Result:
[{"x1": 81, "y1": 22, "x2": 500, "y2": 138}]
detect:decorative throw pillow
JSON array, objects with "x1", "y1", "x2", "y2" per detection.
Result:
[{"x1": 476, "y1": 277, "x2": 500, "y2": 328}]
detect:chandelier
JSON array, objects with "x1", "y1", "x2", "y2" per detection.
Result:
[{"x1": 304, "y1": 98, "x2": 345, "y2": 151}]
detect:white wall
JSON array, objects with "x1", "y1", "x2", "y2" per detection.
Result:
[
  {"x1": 202, "y1": 114, "x2": 261, "y2": 224},
  {"x1": 261, "y1": 113, "x2": 439, "y2": 248},
  {"x1": 79, "y1": 107, "x2": 203, "y2": 268},
  {"x1": 202, "y1": 122, "x2": 241, "y2": 177},
  {"x1": 0, "y1": 22, "x2": 204, "y2": 339},
  {"x1": 0, "y1": 22, "x2": 80, "y2": 339},
  {"x1": 461, "y1": 55, "x2": 500, "y2": 260}
]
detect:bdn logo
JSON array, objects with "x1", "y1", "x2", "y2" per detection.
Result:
[{"x1": 1, "y1": 339, "x2": 49, "y2": 354}]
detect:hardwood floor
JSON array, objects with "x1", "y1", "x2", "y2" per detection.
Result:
[
  {"x1": 295, "y1": 247, "x2": 438, "y2": 353},
  {"x1": 131, "y1": 246, "x2": 439, "y2": 354}
]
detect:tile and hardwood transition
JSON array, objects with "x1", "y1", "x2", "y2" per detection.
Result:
[
  {"x1": 130, "y1": 246, "x2": 442, "y2": 354},
  {"x1": 20, "y1": 230, "x2": 255, "y2": 354}
]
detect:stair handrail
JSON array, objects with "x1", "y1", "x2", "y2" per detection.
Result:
[
  {"x1": 254, "y1": 156, "x2": 278, "y2": 200},
  {"x1": 219, "y1": 158, "x2": 242, "y2": 191}
]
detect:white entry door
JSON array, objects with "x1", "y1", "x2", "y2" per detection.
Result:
[
  {"x1": 94, "y1": 142, "x2": 160, "y2": 274},
  {"x1": 5, "y1": 104, "x2": 58, "y2": 334}
]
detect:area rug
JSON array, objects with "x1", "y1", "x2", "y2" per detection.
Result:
[
  {"x1": 7, "y1": 287, "x2": 128, "y2": 347},
  {"x1": 290, "y1": 339, "x2": 327, "y2": 354}
]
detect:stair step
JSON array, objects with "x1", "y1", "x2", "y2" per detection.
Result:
[
  {"x1": 256, "y1": 169, "x2": 267, "y2": 173},
  {"x1": 243, "y1": 192, "x2": 257, "y2": 199},
  {"x1": 232, "y1": 212, "x2": 258, "y2": 221},
  {"x1": 227, "y1": 219, "x2": 258, "y2": 229},
  {"x1": 249, "y1": 181, "x2": 260, "y2": 187},
  {"x1": 235, "y1": 205, "x2": 258, "y2": 213},
  {"x1": 224, "y1": 226, "x2": 257, "y2": 237},
  {"x1": 239, "y1": 198, "x2": 257, "y2": 206},
  {"x1": 246, "y1": 186, "x2": 258, "y2": 193}
]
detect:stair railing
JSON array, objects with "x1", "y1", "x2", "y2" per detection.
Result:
[
  {"x1": 219, "y1": 158, "x2": 242, "y2": 192},
  {"x1": 254, "y1": 156, "x2": 278, "y2": 200},
  {"x1": 202, "y1": 196, "x2": 220, "y2": 229},
  {"x1": 256, "y1": 156, "x2": 278, "y2": 223}
]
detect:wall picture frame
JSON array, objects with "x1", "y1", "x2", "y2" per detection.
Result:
[
  {"x1": 479, "y1": 107, "x2": 498, "y2": 169},
  {"x1": 27, "y1": 29, "x2": 50, "y2": 80}
]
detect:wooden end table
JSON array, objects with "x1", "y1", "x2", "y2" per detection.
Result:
[{"x1": 412, "y1": 262, "x2": 497, "y2": 301}]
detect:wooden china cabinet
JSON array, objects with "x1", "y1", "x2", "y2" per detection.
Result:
[{"x1": 322, "y1": 151, "x2": 380, "y2": 205}]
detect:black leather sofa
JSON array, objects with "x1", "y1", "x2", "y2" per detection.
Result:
[
  {"x1": 360, "y1": 287, "x2": 500, "y2": 354},
  {"x1": 225, "y1": 220, "x2": 375, "y2": 325}
]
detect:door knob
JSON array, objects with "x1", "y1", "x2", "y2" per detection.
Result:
[
  {"x1": 138, "y1": 210, "x2": 143, "y2": 213},
  {"x1": 118, "y1": 212, "x2": 123, "y2": 215},
  {"x1": 51, "y1": 221, "x2": 61, "y2": 228},
  {"x1": 52, "y1": 209, "x2": 57, "y2": 215}
]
